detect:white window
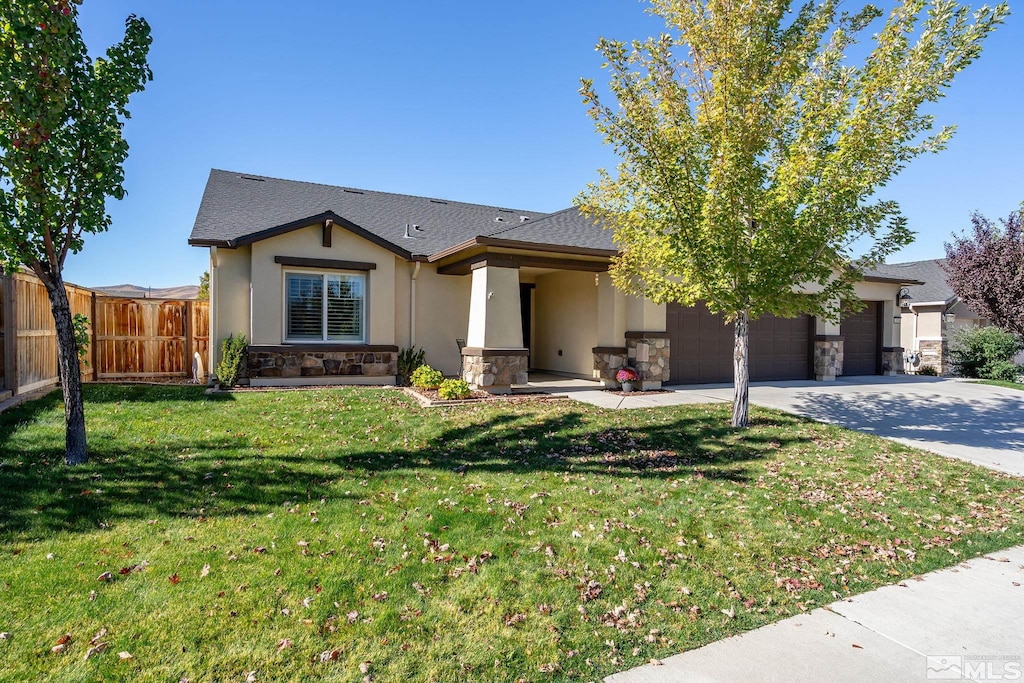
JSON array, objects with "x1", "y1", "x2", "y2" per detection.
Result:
[{"x1": 285, "y1": 271, "x2": 366, "y2": 342}]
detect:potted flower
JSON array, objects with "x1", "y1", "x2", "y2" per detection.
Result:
[{"x1": 616, "y1": 367, "x2": 640, "y2": 393}]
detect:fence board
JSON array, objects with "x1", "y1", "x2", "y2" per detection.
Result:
[{"x1": 2, "y1": 270, "x2": 208, "y2": 395}]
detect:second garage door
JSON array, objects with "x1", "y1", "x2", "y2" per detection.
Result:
[
  {"x1": 842, "y1": 302, "x2": 881, "y2": 376},
  {"x1": 667, "y1": 302, "x2": 812, "y2": 385}
]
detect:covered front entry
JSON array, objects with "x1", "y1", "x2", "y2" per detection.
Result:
[
  {"x1": 842, "y1": 302, "x2": 881, "y2": 376},
  {"x1": 666, "y1": 302, "x2": 812, "y2": 385}
]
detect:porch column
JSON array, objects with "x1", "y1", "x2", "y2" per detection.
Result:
[
  {"x1": 462, "y1": 266, "x2": 528, "y2": 393},
  {"x1": 880, "y1": 299, "x2": 904, "y2": 376},
  {"x1": 592, "y1": 273, "x2": 628, "y2": 387},
  {"x1": 813, "y1": 305, "x2": 843, "y2": 381},
  {"x1": 624, "y1": 296, "x2": 669, "y2": 390}
]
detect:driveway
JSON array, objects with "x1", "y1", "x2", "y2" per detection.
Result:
[{"x1": 537, "y1": 374, "x2": 1024, "y2": 477}]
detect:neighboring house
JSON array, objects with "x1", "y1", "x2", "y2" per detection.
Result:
[
  {"x1": 874, "y1": 258, "x2": 1018, "y2": 375},
  {"x1": 188, "y1": 170, "x2": 918, "y2": 392}
]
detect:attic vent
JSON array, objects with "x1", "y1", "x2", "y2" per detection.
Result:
[
  {"x1": 343, "y1": 189, "x2": 364, "y2": 195},
  {"x1": 429, "y1": 199, "x2": 448, "y2": 204},
  {"x1": 520, "y1": 216, "x2": 530, "y2": 222},
  {"x1": 498, "y1": 209, "x2": 513, "y2": 213},
  {"x1": 240, "y1": 176, "x2": 265, "y2": 182},
  {"x1": 403, "y1": 223, "x2": 425, "y2": 239},
  {"x1": 494, "y1": 216, "x2": 506, "y2": 223}
]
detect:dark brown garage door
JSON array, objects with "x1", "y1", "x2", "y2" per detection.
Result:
[
  {"x1": 667, "y1": 302, "x2": 811, "y2": 385},
  {"x1": 842, "y1": 302, "x2": 881, "y2": 376}
]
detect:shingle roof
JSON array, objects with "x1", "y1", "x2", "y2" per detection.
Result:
[
  {"x1": 871, "y1": 259, "x2": 954, "y2": 304},
  {"x1": 189, "y1": 169, "x2": 569, "y2": 258},
  {"x1": 483, "y1": 207, "x2": 617, "y2": 252}
]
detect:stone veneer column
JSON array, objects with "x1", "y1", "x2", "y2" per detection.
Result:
[
  {"x1": 813, "y1": 337, "x2": 844, "y2": 381},
  {"x1": 625, "y1": 332, "x2": 670, "y2": 390},
  {"x1": 592, "y1": 346, "x2": 628, "y2": 387},
  {"x1": 881, "y1": 347, "x2": 905, "y2": 375},
  {"x1": 462, "y1": 265, "x2": 528, "y2": 393}
]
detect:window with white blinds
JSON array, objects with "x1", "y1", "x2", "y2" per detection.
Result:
[{"x1": 285, "y1": 271, "x2": 366, "y2": 342}]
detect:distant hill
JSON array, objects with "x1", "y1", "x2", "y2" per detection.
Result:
[{"x1": 93, "y1": 284, "x2": 200, "y2": 300}]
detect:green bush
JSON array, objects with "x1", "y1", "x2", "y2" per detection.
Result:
[
  {"x1": 438, "y1": 378, "x2": 471, "y2": 400},
  {"x1": 410, "y1": 364, "x2": 444, "y2": 389},
  {"x1": 216, "y1": 333, "x2": 248, "y2": 387},
  {"x1": 949, "y1": 326, "x2": 1023, "y2": 380},
  {"x1": 916, "y1": 365, "x2": 939, "y2": 376},
  {"x1": 397, "y1": 346, "x2": 426, "y2": 386}
]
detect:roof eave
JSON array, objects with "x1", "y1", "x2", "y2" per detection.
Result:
[{"x1": 428, "y1": 236, "x2": 618, "y2": 263}]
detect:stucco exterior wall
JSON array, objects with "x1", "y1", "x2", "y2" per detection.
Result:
[
  {"x1": 412, "y1": 265, "x2": 472, "y2": 376},
  {"x1": 248, "y1": 225, "x2": 397, "y2": 346},
  {"x1": 211, "y1": 245, "x2": 252, "y2": 368},
  {"x1": 534, "y1": 270, "x2": 598, "y2": 377}
]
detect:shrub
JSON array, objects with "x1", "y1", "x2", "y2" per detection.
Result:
[
  {"x1": 397, "y1": 346, "x2": 426, "y2": 386},
  {"x1": 216, "y1": 333, "x2": 248, "y2": 387},
  {"x1": 949, "y1": 326, "x2": 1023, "y2": 380},
  {"x1": 411, "y1": 364, "x2": 444, "y2": 389},
  {"x1": 438, "y1": 378, "x2": 471, "y2": 400},
  {"x1": 916, "y1": 365, "x2": 939, "y2": 376},
  {"x1": 72, "y1": 313, "x2": 90, "y2": 365}
]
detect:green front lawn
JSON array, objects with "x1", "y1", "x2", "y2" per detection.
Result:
[
  {"x1": 1, "y1": 386, "x2": 1022, "y2": 682},
  {"x1": 977, "y1": 379, "x2": 1024, "y2": 391}
]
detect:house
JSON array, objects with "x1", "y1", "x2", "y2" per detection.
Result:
[
  {"x1": 188, "y1": 170, "x2": 918, "y2": 391},
  {"x1": 873, "y1": 258, "x2": 1010, "y2": 375}
]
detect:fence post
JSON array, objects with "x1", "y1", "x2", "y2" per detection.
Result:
[
  {"x1": 184, "y1": 300, "x2": 193, "y2": 380},
  {"x1": 4, "y1": 275, "x2": 19, "y2": 395},
  {"x1": 90, "y1": 292, "x2": 98, "y2": 380}
]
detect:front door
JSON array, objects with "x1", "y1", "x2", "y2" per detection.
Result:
[{"x1": 520, "y1": 284, "x2": 534, "y2": 369}]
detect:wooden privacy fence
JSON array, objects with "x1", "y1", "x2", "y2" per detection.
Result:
[{"x1": 1, "y1": 271, "x2": 209, "y2": 397}]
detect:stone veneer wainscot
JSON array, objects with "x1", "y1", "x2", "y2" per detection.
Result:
[
  {"x1": 625, "y1": 332, "x2": 670, "y2": 390},
  {"x1": 248, "y1": 345, "x2": 398, "y2": 379},
  {"x1": 461, "y1": 348, "x2": 528, "y2": 394}
]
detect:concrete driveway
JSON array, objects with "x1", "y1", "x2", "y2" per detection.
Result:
[
  {"x1": 738, "y1": 376, "x2": 1024, "y2": 477},
  {"x1": 539, "y1": 374, "x2": 1024, "y2": 477}
]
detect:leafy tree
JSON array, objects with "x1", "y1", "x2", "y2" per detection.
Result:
[
  {"x1": 0, "y1": 1, "x2": 152, "y2": 464},
  {"x1": 197, "y1": 270, "x2": 209, "y2": 300},
  {"x1": 579, "y1": 0, "x2": 1006, "y2": 427},
  {"x1": 948, "y1": 326, "x2": 1022, "y2": 381},
  {"x1": 944, "y1": 206, "x2": 1024, "y2": 337}
]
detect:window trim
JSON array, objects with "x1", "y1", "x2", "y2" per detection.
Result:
[{"x1": 282, "y1": 268, "x2": 368, "y2": 344}]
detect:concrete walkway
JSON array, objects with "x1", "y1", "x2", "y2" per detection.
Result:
[
  {"x1": 531, "y1": 374, "x2": 1024, "y2": 477},
  {"x1": 607, "y1": 545, "x2": 1024, "y2": 683}
]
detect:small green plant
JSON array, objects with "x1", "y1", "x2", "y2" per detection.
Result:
[
  {"x1": 949, "y1": 326, "x2": 1023, "y2": 380},
  {"x1": 437, "y1": 378, "x2": 471, "y2": 400},
  {"x1": 72, "y1": 313, "x2": 90, "y2": 365},
  {"x1": 397, "y1": 346, "x2": 426, "y2": 386},
  {"x1": 216, "y1": 333, "x2": 248, "y2": 388},
  {"x1": 916, "y1": 364, "x2": 939, "y2": 376},
  {"x1": 410, "y1": 364, "x2": 444, "y2": 390}
]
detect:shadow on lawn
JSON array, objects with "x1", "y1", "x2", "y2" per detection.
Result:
[{"x1": 0, "y1": 386, "x2": 809, "y2": 536}]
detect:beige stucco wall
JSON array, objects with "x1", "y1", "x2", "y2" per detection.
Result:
[
  {"x1": 412, "y1": 265, "x2": 472, "y2": 376},
  {"x1": 248, "y1": 225, "x2": 397, "y2": 346},
  {"x1": 211, "y1": 245, "x2": 252, "y2": 368},
  {"x1": 466, "y1": 266, "x2": 523, "y2": 349},
  {"x1": 534, "y1": 270, "x2": 598, "y2": 376}
]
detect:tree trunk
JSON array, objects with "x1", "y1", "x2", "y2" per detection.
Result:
[
  {"x1": 44, "y1": 274, "x2": 88, "y2": 464},
  {"x1": 732, "y1": 310, "x2": 750, "y2": 428}
]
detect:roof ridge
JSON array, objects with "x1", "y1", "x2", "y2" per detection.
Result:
[{"x1": 210, "y1": 168, "x2": 546, "y2": 217}]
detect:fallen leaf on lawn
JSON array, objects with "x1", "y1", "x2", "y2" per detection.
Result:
[
  {"x1": 347, "y1": 611, "x2": 359, "y2": 623},
  {"x1": 118, "y1": 651, "x2": 133, "y2": 660},
  {"x1": 253, "y1": 547, "x2": 266, "y2": 554},
  {"x1": 650, "y1": 659, "x2": 663, "y2": 666},
  {"x1": 359, "y1": 661, "x2": 372, "y2": 674},
  {"x1": 84, "y1": 642, "x2": 108, "y2": 660},
  {"x1": 246, "y1": 672, "x2": 257, "y2": 682},
  {"x1": 56, "y1": 634, "x2": 72, "y2": 646},
  {"x1": 97, "y1": 572, "x2": 113, "y2": 582},
  {"x1": 88, "y1": 590, "x2": 97, "y2": 601},
  {"x1": 503, "y1": 613, "x2": 526, "y2": 627},
  {"x1": 51, "y1": 644, "x2": 66, "y2": 654},
  {"x1": 276, "y1": 639, "x2": 292, "y2": 652},
  {"x1": 371, "y1": 592, "x2": 388, "y2": 602},
  {"x1": 319, "y1": 649, "x2": 340, "y2": 662},
  {"x1": 721, "y1": 607, "x2": 736, "y2": 619},
  {"x1": 200, "y1": 564, "x2": 210, "y2": 578},
  {"x1": 89, "y1": 628, "x2": 107, "y2": 645},
  {"x1": 168, "y1": 574, "x2": 180, "y2": 585},
  {"x1": 0, "y1": 632, "x2": 10, "y2": 640},
  {"x1": 538, "y1": 662, "x2": 561, "y2": 673}
]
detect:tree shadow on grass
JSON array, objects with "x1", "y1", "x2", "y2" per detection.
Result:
[{"x1": 0, "y1": 386, "x2": 809, "y2": 537}]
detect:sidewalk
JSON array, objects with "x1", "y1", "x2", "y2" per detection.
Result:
[{"x1": 606, "y1": 545, "x2": 1024, "y2": 682}]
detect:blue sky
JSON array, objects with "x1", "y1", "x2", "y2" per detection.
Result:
[{"x1": 67, "y1": 0, "x2": 1024, "y2": 288}]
